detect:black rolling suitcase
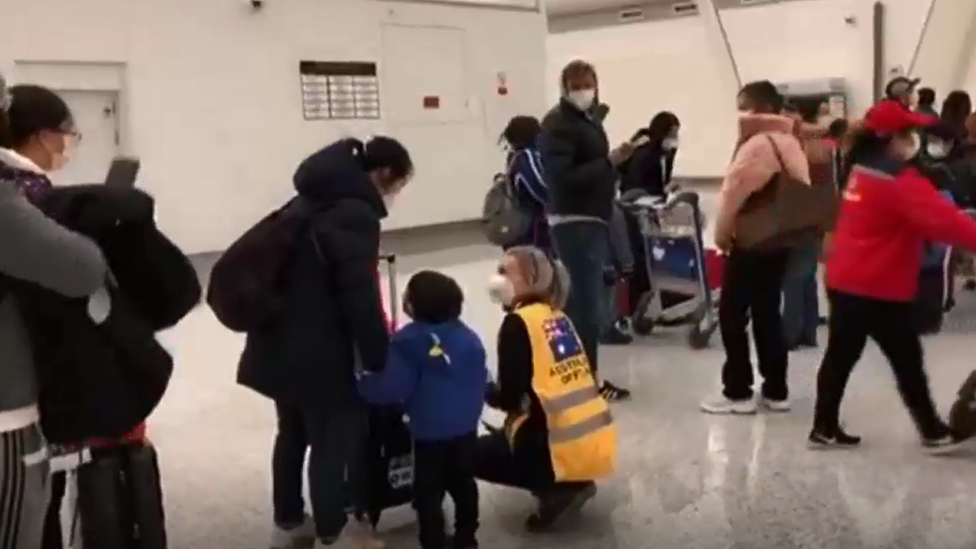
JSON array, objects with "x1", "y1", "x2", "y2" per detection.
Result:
[
  {"x1": 364, "y1": 254, "x2": 415, "y2": 528},
  {"x1": 74, "y1": 442, "x2": 167, "y2": 549}
]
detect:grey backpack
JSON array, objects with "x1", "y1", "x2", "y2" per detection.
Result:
[{"x1": 481, "y1": 158, "x2": 531, "y2": 247}]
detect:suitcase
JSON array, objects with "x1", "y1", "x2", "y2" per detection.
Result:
[
  {"x1": 949, "y1": 370, "x2": 976, "y2": 439},
  {"x1": 74, "y1": 442, "x2": 167, "y2": 549},
  {"x1": 365, "y1": 254, "x2": 415, "y2": 528}
]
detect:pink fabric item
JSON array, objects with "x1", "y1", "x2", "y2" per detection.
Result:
[{"x1": 715, "y1": 113, "x2": 811, "y2": 244}]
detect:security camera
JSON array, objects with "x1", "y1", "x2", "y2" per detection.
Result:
[{"x1": 249, "y1": 0, "x2": 264, "y2": 10}]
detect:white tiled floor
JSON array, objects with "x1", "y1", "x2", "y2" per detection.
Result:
[{"x1": 148, "y1": 190, "x2": 976, "y2": 549}]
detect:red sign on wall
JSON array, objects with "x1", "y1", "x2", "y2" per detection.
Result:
[{"x1": 423, "y1": 96, "x2": 440, "y2": 109}]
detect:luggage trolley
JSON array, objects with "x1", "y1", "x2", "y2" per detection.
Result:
[{"x1": 619, "y1": 190, "x2": 721, "y2": 349}]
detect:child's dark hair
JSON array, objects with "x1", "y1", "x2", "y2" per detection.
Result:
[
  {"x1": 827, "y1": 118, "x2": 849, "y2": 140},
  {"x1": 0, "y1": 84, "x2": 74, "y2": 149},
  {"x1": 502, "y1": 116, "x2": 541, "y2": 150},
  {"x1": 404, "y1": 270, "x2": 464, "y2": 324},
  {"x1": 357, "y1": 135, "x2": 413, "y2": 182}
]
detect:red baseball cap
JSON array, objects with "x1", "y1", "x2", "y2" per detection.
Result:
[{"x1": 863, "y1": 99, "x2": 934, "y2": 134}]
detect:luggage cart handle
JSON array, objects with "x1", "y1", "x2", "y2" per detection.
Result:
[
  {"x1": 655, "y1": 190, "x2": 700, "y2": 212},
  {"x1": 618, "y1": 190, "x2": 700, "y2": 213}
]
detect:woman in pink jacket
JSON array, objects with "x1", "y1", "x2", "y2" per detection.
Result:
[{"x1": 701, "y1": 80, "x2": 811, "y2": 415}]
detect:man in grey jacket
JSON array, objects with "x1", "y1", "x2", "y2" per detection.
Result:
[{"x1": 0, "y1": 73, "x2": 108, "y2": 549}]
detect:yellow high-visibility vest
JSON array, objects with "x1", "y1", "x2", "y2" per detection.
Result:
[{"x1": 504, "y1": 302, "x2": 617, "y2": 482}]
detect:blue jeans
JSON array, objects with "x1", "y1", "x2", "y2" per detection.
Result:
[
  {"x1": 551, "y1": 221, "x2": 610, "y2": 375},
  {"x1": 782, "y1": 242, "x2": 820, "y2": 345}
]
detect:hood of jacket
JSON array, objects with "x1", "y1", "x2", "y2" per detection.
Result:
[
  {"x1": 292, "y1": 138, "x2": 387, "y2": 218},
  {"x1": 737, "y1": 113, "x2": 796, "y2": 145}
]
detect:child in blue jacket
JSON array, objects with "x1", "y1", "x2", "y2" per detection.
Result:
[{"x1": 358, "y1": 270, "x2": 487, "y2": 549}]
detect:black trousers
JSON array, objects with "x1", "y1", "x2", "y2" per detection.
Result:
[
  {"x1": 813, "y1": 291, "x2": 947, "y2": 439},
  {"x1": 272, "y1": 402, "x2": 367, "y2": 540},
  {"x1": 719, "y1": 248, "x2": 791, "y2": 401},
  {"x1": 42, "y1": 471, "x2": 67, "y2": 549},
  {"x1": 413, "y1": 433, "x2": 479, "y2": 549}
]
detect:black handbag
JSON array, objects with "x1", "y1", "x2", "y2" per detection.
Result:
[{"x1": 76, "y1": 442, "x2": 168, "y2": 549}]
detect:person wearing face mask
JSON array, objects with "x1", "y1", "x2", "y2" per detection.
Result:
[
  {"x1": 809, "y1": 100, "x2": 976, "y2": 452},
  {"x1": 474, "y1": 246, "x2": 616, "y2": 532},
  {"x1": 540, "y1": 59, "x2": 636, "y2": 402},
  {"x1": 702, "y1": 81, "x2": 810, "y2": 416},
  {"x1": 620, "y1": 111, "x2": 680, "y2": 198},
  {"x1": 237, "y1": 136, "x2": 413, "y2": 549},
  {"x1": 0, "y1": 81, "x2": 108, "y2": 549}
]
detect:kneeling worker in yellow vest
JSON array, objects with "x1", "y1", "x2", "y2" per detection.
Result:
[{"x1": 471, "y1": 245, "x2": 617, "y2": 532}]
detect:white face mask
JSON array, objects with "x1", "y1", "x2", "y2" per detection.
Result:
[
  {"x1": 43, "y1": 133, "x2": 74, "y2": 173},
  {"x1": 663, "y1": 137, "x2": 679, "y2": 151},
  {"x1": 927, "y1": 141, "x2": 950, "y2": 159},
  {"x1": 487, "y1": 274, "x2": 515, "y2": 306},
  {"x1": 568, "y1": 89, "x2": 595, "y2": 111}
]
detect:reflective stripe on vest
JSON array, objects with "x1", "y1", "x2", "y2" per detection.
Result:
[{"x1": 539, "y1": 385, "x2": 614, "y2": 444}]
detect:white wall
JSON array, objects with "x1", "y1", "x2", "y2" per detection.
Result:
[
  {"x1": 547, "y1": 0, "x2": 933, "y2": 179},
  {"x1": 1, "y1": 0, "x2": 547, "y2": 254},
  {"x1": 725, "y1": 0, "x2": 931, "y2": 116}
]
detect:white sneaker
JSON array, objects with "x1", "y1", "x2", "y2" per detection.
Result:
[
  {"x1": 759, "y1": 396, "x2": 791, "y2": 413},
  {"x1": 700, "y1": 394, "x2": 757, "y2": 415},
  {"x1": 271, "y1": 516, "x2": 315, "y2": 549}
]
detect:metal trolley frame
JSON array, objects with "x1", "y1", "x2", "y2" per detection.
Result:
[{"x1": 619, "y1": 190, "x2": 720, "y2": 349}]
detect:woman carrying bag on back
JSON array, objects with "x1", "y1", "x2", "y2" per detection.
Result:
[{"x1": 700, "y1": 80, "x2": 811, "y2": 416}]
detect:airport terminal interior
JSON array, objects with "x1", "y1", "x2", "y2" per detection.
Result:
[
  {"x1": 148, "y1": 192, "x2": 976, "y2": 549},
  {"x1": 8, "y1": 0, "x2": 976, "y2": 547}
]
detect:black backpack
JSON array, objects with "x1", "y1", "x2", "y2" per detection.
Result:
[
  {"x1": 38, "y1": 185, "x2": 201, "y2": 331},
  {"x1": 12, "y1": 185, "x2": 194, "y2": 444},
  {"x1": 207, "y1": 198, "x2": 315, "y2": 332}
]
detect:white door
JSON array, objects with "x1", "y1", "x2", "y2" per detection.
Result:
[{"x1": 50, "y1": 90, "x2": 120, "y2": 187}]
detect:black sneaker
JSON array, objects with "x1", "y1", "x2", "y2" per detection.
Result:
[
  {"x1": 600, "y1": 323, "x2": 633, "y2": 346},
  {"x1": 525, "y1": 483, "x2": 597, "y2": 532},
  {"x1": 965, "y1": 279, "x2": 976, "y2": 292},
  {"x1": 448, "y1": 535, "x2": 478, "y2": 549},
  {"x1": 808, "y1": 427, "x2": 862, "y2": 449},
  {"x1": 599, "y1": 381, "x2": 631, "y2": 402}
]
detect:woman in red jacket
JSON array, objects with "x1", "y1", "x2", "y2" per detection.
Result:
[{"x1": 810, "y1": 100, "x2": 976, "y2": 452}]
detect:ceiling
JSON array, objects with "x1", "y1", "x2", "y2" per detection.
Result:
[{"x1": 543, "y1": 0, "x2": 686, "y2": 17}]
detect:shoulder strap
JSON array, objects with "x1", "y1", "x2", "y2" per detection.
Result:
[{"x1": 763, "y1": 134, "x2": 787, "y2": 171}]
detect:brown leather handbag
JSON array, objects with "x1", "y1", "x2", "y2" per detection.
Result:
[{"x1": 734, "y1": 135, "x2": 839, "y2": 251}]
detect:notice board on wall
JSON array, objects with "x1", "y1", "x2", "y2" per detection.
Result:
[{"x1": 299, "y1": 61, "x2": 381, "y2": 120}]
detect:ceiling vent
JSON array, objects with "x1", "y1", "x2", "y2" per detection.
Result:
[
  {"x1": 740, "y1": 0, "x2": 774, "y2": 5},
  {"x1": 618, "y1": 7, "x2": 646, "y2": 22},
  {"x1": 672, "y1": 1, "x2": 698, "y2": 15}
]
